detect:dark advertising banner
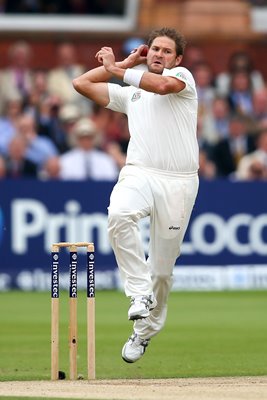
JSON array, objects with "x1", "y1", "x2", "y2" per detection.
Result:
[{"x1": 1, "y1": 179, "x2": 267, "y2": 291}]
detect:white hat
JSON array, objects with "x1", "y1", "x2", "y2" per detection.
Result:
[
  {"x1": 74, "y1": 118, "x2": 98, "y2": 137},
  {"x1": 59, "y1": 104, "x2": 80, "y2": 122}
]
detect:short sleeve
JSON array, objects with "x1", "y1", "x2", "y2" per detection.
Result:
[
  {"x1": 106, "y1": 83, "x2": 130, "y2": 114},
  {"x1": 163, "y1": 66, "x2": 197, "y2": 97}
]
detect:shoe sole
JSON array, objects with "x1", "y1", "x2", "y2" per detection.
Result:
[
  {"x1": 128, "y1": 303, "x2": 157, "y2": 321},
  {"x1": 128, "y1": 312, "x2": 149, "y2": 321},
  {"x1": 122, "y1": 355, "x2": 134, "y2": 363}
]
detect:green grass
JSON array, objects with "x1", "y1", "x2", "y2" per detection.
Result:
[{"x1": 0, "y1": 290, "x2": 267, "y2": 381}]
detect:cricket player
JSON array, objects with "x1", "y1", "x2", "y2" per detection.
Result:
[{"x1": 73, "y1": 27, "x2": 199, "y2": 363}]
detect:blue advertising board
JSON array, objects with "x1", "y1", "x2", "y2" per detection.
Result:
[{"x1": 0, "y1": 179, "x2": 267, "y2": 291}]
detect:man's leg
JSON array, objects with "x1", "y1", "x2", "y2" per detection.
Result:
[
  {"x1": 134, "y1": 175, "x2": 199, "y2": 339},
  {"x1": 108, "y1": 166, "x2": 154, "y2": 298}
]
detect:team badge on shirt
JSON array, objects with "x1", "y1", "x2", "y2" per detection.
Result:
[
  {"x1": 131, "y1": 91, "x2": 141, "y2": 102},
  {"x1": 176, "y1": 72, "x2": 186, "y2": 81}
]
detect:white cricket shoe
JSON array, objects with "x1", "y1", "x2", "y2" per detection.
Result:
[
  {"x1": 122, "y1": 333, "x2": 150, "y2": 363},
  {"x1": 128, "y1": 294, "x2": 157, "y2": 320}
]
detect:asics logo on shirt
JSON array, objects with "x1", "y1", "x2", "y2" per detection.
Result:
[{"x1": 169, "y1": 225, "x2": 180, "y2": 230}]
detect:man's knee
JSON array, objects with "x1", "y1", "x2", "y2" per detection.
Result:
[{"x1": 108, "y1": 209, "x2": 137, "y2": 238}]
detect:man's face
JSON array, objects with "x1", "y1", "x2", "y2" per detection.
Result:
[{"x1": 146, "y1": 36, "x2": 182, "y2": 74}]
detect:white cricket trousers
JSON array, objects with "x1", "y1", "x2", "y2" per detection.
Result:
[{"x1": 108, "y1": 165, "x2": 199, "y2": 339}]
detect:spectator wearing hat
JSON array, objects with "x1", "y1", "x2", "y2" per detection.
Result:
[
  {"x1": 59, "y1": 117, "x2": 119, "y2": 180},
  {"x1": 57, "y1": 103, "x2": 81, "y2": 151}
]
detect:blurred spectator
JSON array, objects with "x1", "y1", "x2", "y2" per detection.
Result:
[
  {"x1": 215, "y1": 51, "x2": 265, "y2": 97},
  {"x1": 57, "y1": 103, "x2": 81, "y2": 150},
  {"x1": 211, "y1": 114, "x2": 256, "y2": 177},
  {"x1": 104, "y1": 112, "x2": 128, "y2": 143},
  {"x1": 58, "y1": 117, "x2": 119, "y2": 180},
  {"x1": 16, "y1": 113, "x2": 58, "y2": 167},
  {"x1": 0, "y1": 41, "x2": 33, "y2": 114},
  {"x1": 105, "y1": 113, "x2": 130, "y2": 169},
  {"x1": 34, "y1": 95, "x2": 77, "y2": 154},
  {"x1": 194, "y1": 62, "x2": 215, "y2": 102},
  {"x1": 236, "y1": 129, "x2": 267, "y2": 180},
  {"x1": 0, "y1": 155, "x2": 6, "y2": 178},
  {"x1": 33, "y1": 94, "x2": 62, "y2": 142},
  {"x1": 25, "y1": 69, "x2": 50, "y2": 115},
  {"x1": 258, "y1": 116, "x2": 267, "y2": 132},
  {"x1": 40, "y1": 156, "x2": 61, "y2": 180},
  {"x1": 201, "y1": 96, "x2": 231, "y2": 144},
  {"x1": 198, "y1": 149, "x2": 217, "y2": 180},
  {"x1": 0, "y1": 92, "x2": 23, "y2": 155},
  {"x1": 252, "y1": 87, "x2": 267, "y2": 122},
  {"x1": 90, "y1": 104, "x2": 113, "y2": 146},
  {"x1": 5, "y1": 134, "x2": 38, "y2": 178},
  {"x1": 227, "y1": 70, "x2": 254, "y2": 117},
  {"x1": 193, "y1": 62, "x2": 216, "y2": 140},
  {"x1": 47, "y1": 42, "x2": 90, "y2": 115},
  {"x1": 106, "y1": 142, "x2": 126, "y2": 171},
  {"x1": 183, "y1": 45, "x2": 205, "y2": 71}
]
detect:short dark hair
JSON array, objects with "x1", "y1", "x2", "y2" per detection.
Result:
[{"x1": 147, "y1": 27, "x2": 187, "y2": 56}]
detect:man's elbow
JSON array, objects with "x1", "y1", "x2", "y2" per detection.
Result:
[
  {"x1": 72, "y1": 77, "x2": 82, "y2": 93},
  {"x1": 155, "y1": 82, "x2": 171, "y2": 95},
  {"x1": 154, "y1": 77, "x2": 184, "y2": 95}
]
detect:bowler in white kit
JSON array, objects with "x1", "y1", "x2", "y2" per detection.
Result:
[{"x1": 73, "y1": 27, "x2": 199, "y2": 363}]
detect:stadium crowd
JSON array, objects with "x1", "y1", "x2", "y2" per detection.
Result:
[{"x1": 0, "y1": 39, "x2": 267, "y2": 181}]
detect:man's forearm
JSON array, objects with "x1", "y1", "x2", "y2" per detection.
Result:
[{"x1": 81, "y1": 61, "x2": 127, "y2": 84}]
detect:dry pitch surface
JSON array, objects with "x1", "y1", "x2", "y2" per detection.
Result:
[{"x1": 1, "y1": 377, "x2": 267, "y2": 400}]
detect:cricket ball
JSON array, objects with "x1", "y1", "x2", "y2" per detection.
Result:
[{"x1": 140, "y1": 47, "x2": 148, "y2": 56}]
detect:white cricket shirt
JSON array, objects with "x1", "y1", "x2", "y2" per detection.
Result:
[{"x1": 106, "y1": 66, "x2": 199, "y2": 174}]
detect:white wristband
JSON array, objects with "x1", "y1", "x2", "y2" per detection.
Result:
[{"x1": 123, "y1": 68, "x2": 144, "y2": 88}]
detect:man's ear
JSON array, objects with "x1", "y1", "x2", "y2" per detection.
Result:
[{"x1": 175, "y1": 55, "x2": 183, "y2": 66}]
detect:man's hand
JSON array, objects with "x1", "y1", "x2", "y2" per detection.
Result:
[
  {"x1": 95, "y1": 47, "x2": 116, "y2": 71},
  {"x1": 122, "y1": 45, "x2": 148, "y2": 68},
  {"x1": 95, "y1": 45, "x2": 148, "y2": 72}
]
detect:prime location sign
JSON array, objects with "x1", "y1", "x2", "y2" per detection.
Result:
[{"x1": 1, "y1": 179, "x2": 267, "y2": 291}]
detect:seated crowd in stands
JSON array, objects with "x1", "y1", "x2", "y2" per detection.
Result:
[{"x1": 0, "y1": 40, "x2": 267, "y2": 181}]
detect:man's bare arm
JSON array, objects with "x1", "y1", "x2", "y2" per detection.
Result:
[
  {"x1": 108, "y1": 65, "x2": 185, "y2": 95},
  {"x1": 97, "y1": 46, "x2": 185, "y2": 95},
  {"x1": 72, "y1": 45, "x2": 148, "y2": 107},
  {"x1": 73, "y1": 64, "x2": 121, "y2": 107}
]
